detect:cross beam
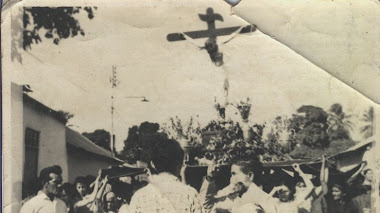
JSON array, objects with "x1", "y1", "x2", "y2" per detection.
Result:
[
  {"x1": 167, "y1": 25, "x2": 255, "y2": 42},
  {"x1": 166, "y1": 7, "x2": 256, "y2": 66},
  {"x1": 167, "y1": 7, "x2": 255, "y2": 42}
]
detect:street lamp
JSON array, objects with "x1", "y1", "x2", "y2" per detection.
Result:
[{"x1": 116, "y1": 96, "x2": 149, "y2": 102}]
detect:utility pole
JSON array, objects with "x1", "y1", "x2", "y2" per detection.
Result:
[{"x1": 110, "y1": 66, "x2": 119, "y2": 156}]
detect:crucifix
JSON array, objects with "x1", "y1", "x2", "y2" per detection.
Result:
[{"x1": 167, "y1": 7, "x2": 256, "y2": 66}]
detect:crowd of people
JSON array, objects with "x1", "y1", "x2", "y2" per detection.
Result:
[{"x1": 20, "y1": 138, "x2": 376, "y2": 213}]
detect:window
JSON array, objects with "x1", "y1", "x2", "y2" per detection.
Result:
[{"x1": 22, "y1": 128, "x2": 40, "y2": 199}]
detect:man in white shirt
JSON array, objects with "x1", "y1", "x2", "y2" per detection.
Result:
[
  {"x1": 123, "y1": 136, "x2": 203, "y2": 213},
  {"x1": 20, "y1": 165, "x2": 67, "y2": 213},
  {"x1": 200, "y1": 160, "x2": 277, "y2": 213}
]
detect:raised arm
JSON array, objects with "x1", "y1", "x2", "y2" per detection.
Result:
[
  {"x1": 320, "y1": 155, "x2": 329, "y2": 196},
  {"x1": 293, "y1": 164, "x2": 313, "y2": 189},
  {"x1": 347, "y1": 162, "x2": 366, "y2": 186},
  {"x1": 74, "y1": 171, "x2": 102, "y2": 210},
  {"x1": 320, "y1": 155, "x2": 326, "y2": 183},
  {"x1": 180, "y1": 156, "x2": 188, "y2": 185},
  {"x1": 199, "y1": 164, "x2": 221, "y2": 213},
  {"x1": 352, "y1": 162, "x2": 366, "y2": 178},
  {"x1": 96, "y1": 175, "x2": 109, "y2": 200},
  {"x1": 292, "y1": 163, "x2": 315, "y2": 203}
]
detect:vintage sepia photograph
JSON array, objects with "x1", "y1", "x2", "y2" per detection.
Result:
[{"x1": 2, "y1": 0, "x2": 379, "y2": 213}]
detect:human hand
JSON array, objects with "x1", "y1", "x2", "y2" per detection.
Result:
[
  {"x1": 322, "y1": 155, "x2": 326, "y2": 162},
  {"x1": 207, "y1": 164, "x2": 219, "y2": 179},
  {"x1": 145, "y1": 168, "x2": 152, "y2": 179},
  {"x1": 180, "y1": 164, "x2": 187, "y2": 181},
  {"x1": 292, "y1": 163, "x2": 301, "y2": 172},
  {"x1": 181, "y1": 162, "x2": 187, "y2": 171},
  {"x1": 184, "y1": 154, "x2": 190, "y2": 165},
  {"x1": 97, "y1": 169, "x2": 103, "y2": 179},
  {"x1": 119, "y1": 176, "x2": 132, "y2": 184},
  {"x1": 96, "y1": 169, "x2": 103, "y2": 182}
]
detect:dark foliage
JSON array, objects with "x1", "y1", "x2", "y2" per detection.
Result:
[
  {"x1": 82, "y1": 129, "x2": 111, "y2": 151},
  {"x1": 326, "y1": 103, "x2": 353, "y2": 141},
  {"x1": 291, "y1": 105, "x2": 329, "y2": 148},
  {"x1": 121, "y1": 103, "x2": 358, "y2": 164},
  {"x1": 328, "y1": 127, "x2": 350, "y2": 141},
  {"x1": 164, "y1": 118, "x2": 288, "y2": 164},
  {"x1": 121, "y1": 122, "x2": 162, "y2": 164},
  {"x1": 296, "y1": 105, "x2": 328, "y2": 127},
  {"x1": 290, "y1": 139, "x2": 356, "y2": 159},
  {"x1": 56, "y1": 110, "x2": 74, "y2": 125},
  {"x1": 360, "y1": 107, "x2": 374, "y2": 139},
  {"x1": 139, "y1": 122, "x2": 160, "y2": 135},
  {"x1": 330, "y1": 103, "x2": 343, "y2": 116},
  {"x1": 23, "y1": 7, "x2": 96, "y2": 50},
  {"x1": 294, "y1": 123, "x2": 329, "y2": 148}
]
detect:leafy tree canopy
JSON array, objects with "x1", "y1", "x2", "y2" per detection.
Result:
[
  {"x1": 360, "y1": 107, "x2": 374, "y2": 139},
  {"x1": 56, "y1": 110, "x2": 74, "y2": 125},
  {"x1": 120, "y1": 104, "x2": 360, "y2": 164},
  {"x1": 23, "y1": 7, "x2": 96, "y2": 50},
  {"x1": 82, "y1": 129, "x2": 111, "y2": 151},
  {"x1": 121, "y1": 122, "x2": 162, "y2": 164},
  {"x1": 291, "y1": 105, "x2": 329, "y2": 148},
  {"x1": 296, "y1": 105, "x2": 328, "y2": 126},
  {"x1": 290, "y1": 138, "x2": 356, "y2": 159}
]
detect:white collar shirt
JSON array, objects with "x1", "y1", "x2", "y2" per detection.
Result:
[
  {"x1": 231, "y1": 184, "x2": 278, "y2": 213},
  {"x1": 20, "y1": 191, "x2": 68, "y2": 213},
  {"x1": 124, "y1": 173, "x2": 203, "y2": 213}
]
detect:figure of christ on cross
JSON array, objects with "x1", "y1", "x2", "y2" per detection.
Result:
[{"x1": 167, "y1": 7, "x2": 256, "y2": 66}]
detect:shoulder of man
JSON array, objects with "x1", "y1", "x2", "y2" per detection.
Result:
[
  {"x1": 20, "y1": 195, "x2": 40, "y2": 213},
  {"x1": 216, "y1": 184, "x2": 234, "y2": 197},
  {"x1": 56, "y1": 197, "x2": 67, "y2": 205},
  {"x1": 178, "y1": 181, "x2": 199, "y2": 195},
  {"x1": 134, "y1": 183, "x2": 153, "y2": 195},
  {"x1": 128, "y1": 185, "x2": 155, "y2": 213},
  {"x1": 22, "y1": 194, "x2": 40, "y2": 205},
  {"x1": 55, "y1": 198, "x2": 69, "y2": 213},
  {"x1": 129, "y1": 184, "x2": 156, "y2": 204}
]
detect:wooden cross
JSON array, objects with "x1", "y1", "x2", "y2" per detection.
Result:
[{"x1": 167, "y1": 8, "x2": 255, "y2": 66}]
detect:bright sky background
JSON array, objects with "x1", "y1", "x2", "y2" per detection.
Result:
[{"x1": 7, "y1": 0, "x2": 374, "y2": 151}]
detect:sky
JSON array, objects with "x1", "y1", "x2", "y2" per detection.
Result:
[{"x1": 7, "y1": 0, "x2": 375, "y2": 151}]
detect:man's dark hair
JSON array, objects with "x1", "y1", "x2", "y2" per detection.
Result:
[
  {"x1": 74, "y1": 176, "x2": 88, "y2": 187},
  {"x1": 234, "y1": 159, "x2": 263, "y2": 184},
  {"x1": 39, "y1": 165, "x2": 62, "y2": 185},
  {"x1": 151, "y1": 138, "x2": 184, "y2": 175}
]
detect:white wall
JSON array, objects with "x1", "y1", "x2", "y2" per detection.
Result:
[
  {"x1": 67, "y1": 148, "x2": 116, "y2": 182},
  {"x1": 4, "y1": 83, "x2": 24, "y2": 213},
  {"x1": 4, "y1": 83, "x2": 69, "y2": 213},
  {"x1": 23, "y1": 104, "x2": 69, "y2": 182}
]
